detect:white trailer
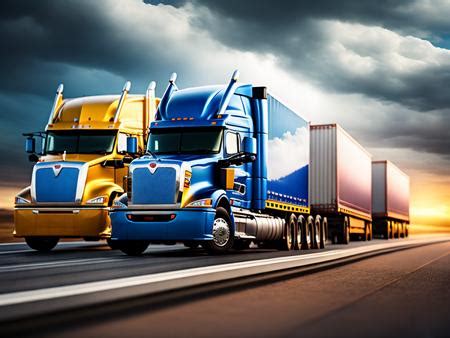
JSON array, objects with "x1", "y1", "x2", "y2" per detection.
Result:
[
  {"x1": 372, "y1": 160, "x2": 410, "y2": 239},
  {"x1": 310, "y1": 124, "x2": 372, "y2": 244}
]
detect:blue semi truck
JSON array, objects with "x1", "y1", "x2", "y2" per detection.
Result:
[{"x1": 110, "y1": 71, "x2": 327, "y2": 255}]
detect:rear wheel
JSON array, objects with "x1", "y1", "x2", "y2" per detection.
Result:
[
  {"x1": 311, "y1": 217, "x2": 320, "y2": 249},
  {"x1": 203, "y1": 207, "x2": 234, "y2": 254},
  {"x1": 319, "y1": 217, "x2": 327, "y2": 249},
  {"x1": 340, "y1": 218, "x2": 350, "y2": 244},
  {"x1": 405, "y1": 224, "x2": 409, "y2": 237},
  {"x1": 25, "y1": 237, "x2": 59, "y2": 252},
  {"x1": 294, "y1": 216, "x2": 304, "y2": 250},
  {"x1": 119, "y1": 240, "x2": 149, "y2": 256},
  {"x1": 302, "y1": 217, "x2": 313, "y2": 250},
  {"x1": 279, "y1": 213, "x2": 296, "y2": 251}
]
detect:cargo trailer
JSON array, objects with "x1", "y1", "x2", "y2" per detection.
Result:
[
  {"x1": 372, "y1": 160, "x2": 410, "y2": 239},
  {"x1": 310, "y1": 124, "x2": 372, "y2": 244}
]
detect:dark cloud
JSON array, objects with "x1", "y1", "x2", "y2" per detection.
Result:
[
  {"x1": 0, "y1": 0, "x2": 449, "y2": 190},
  {"x1": 182, "y1": 0, "x2": 450, "y2": 112}
]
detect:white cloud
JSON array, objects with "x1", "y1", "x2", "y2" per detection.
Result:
[{"x1": 267, "y1": 127, "x2": 309, "y2": 180}]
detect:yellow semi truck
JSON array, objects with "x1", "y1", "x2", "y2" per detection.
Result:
[{"x1": 14, "y1": 81, "x2": 159, "y2": 251}]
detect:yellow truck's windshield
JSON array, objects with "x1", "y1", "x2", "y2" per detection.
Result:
[{"x1": 45, "y1": 130, "x2": 116, "y2": 155}]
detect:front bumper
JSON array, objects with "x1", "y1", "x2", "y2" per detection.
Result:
[
  {"x1": 110, "y1": 208, "x2": 215, "y2": 241},
  {"x1": 14, "y1": 207, "x2": 111, "y2": 238}
]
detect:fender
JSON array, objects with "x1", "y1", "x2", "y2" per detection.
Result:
[
  {"x1": 211, "y1": 190, "x2": 235, "y2": 234},
  {"x1": 83, "y1": 181, "x2": 124, "y2": 206}
]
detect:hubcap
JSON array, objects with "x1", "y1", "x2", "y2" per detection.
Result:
[{"x1": 212, "y1": 218, "x2": 230, "y2": 247}]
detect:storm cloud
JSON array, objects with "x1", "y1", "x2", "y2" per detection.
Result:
[{"x1": 0, "y1": 0, "x2": 449, "y2": 196}]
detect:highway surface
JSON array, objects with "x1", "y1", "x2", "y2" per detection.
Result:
[{"x1": 0, "y1": 236, "x2": 448, "y2": 337}]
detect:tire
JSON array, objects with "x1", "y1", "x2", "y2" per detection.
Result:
[
  {"x1": 203, "y1": 207, "x2": 234, "y2": 254},
  {"x1": 389, "y1": 221, "x2": 394, "y2": 239},
  {"x1": 383, "y1": 220, "x2": 389, "y2": 240},
  {"x1": 279, "y1": 213, "x2": 296, "y2": 251},
  {"x1": 294, "y1": 216, "x2": 304, "y2": 250},
  {"x1": 340, "y1": 218, "x2": 350, "y2": 244},
  {"x1": 311, "y1": 217, "x2": 320, "y2": 249},
  {"x1": 368, "y1": 223, "x2": 372, "y2": 241},
  {"x1": 319, "y1": 217, "x2": 327, "y2": 249},
  {"x1": 405, "y1": 224, "x2": 409, "y2": 238},
  {"x1": 302, "y1": 217, "x2": 313, "y2": 250},
  {"x1": 184, "y1": 241, "x2": 199, "y2": 249},
  {"x1": 25, "y1": 237, "x2": 59, "y2": 252},
  {"x1": 119, "y1": 240, "x2": 149, "y2": 256},
  {"x1": 363, "y1": 222, "x2": 370, "y2": 241}
]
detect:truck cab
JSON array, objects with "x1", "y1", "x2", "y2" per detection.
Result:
[
  {"x1": 14, "y1": 82, "x2": 159, "y2": 251},
  {"x1": 111, "y1": 71, "x2": 325, "y2": 255}
]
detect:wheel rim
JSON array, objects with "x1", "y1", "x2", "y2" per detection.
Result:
[{"x1": 212, "y1": 217, "x2": 230, "y2": 247}]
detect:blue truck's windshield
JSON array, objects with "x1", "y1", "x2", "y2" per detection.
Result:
[
  {"x1": 45, "y1": 130, "x2": 116, "y2": 155},
  {"x1": 148, "y1": 128, "x2": 223, "y2": 154}
]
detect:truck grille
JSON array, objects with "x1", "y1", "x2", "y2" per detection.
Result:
[
  {"x1": 35, "y1": 167, "x2": 79, "y2": 202},
  {"x1": 132, "y1": 166, "x2": 178, "y2": 205}
]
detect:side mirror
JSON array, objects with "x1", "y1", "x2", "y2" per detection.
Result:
[
  {"x1": 243, "y1": 137, "x2": 257, "y2": 156},
  {"x1": 25, "y1": 137, "x2": 35, "y2": 154},
  {"x1": 126, "y1": 136, "x2": 138, "y2": 155}
]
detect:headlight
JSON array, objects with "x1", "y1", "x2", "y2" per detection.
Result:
[
  {"x1": 86, "y1": 196, "x2": 107, "y2": 204},
  {"x1": 112, "y1": 199, "x2": 127, "y2": 209},
  {"x1": 15, "y1": 196, "x2": 30, "y2": 204},
  {"x1": 186, "y1": 198, "x2": 212, "y2": 208}
]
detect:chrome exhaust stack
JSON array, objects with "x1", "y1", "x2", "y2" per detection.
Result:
[
  {"x1": 114, "y1": 81, "x2": 132, "y2": 124},
  {"x1": 217, "y1": 69, "x2": 239, "y2": 116},
  {"x1": 45, "y1": 83, "x2": 64, "y2": 130}
]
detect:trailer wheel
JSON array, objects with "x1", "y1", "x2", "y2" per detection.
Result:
[
  {"x1": 203, "y1": 207, "x2": 234, "y2": 254},
  {"x1": 319, "y1": 217, "x2": 327, "y2": 249},
  {"x1": 279, "y1": 214, "x2": 296, "y2": 251},
  {"x1": 311, "y1": 217, "x2": 320, "y2": 249},
  {"x1": 302, "y1": 216, "x2": 313, "y2": 249},
  {"x1": 405, "y1": 224, "x2": 409, "y2": 238},
  {"x1": 119, "y1": 240, "x2": 149, "y2": 256},
  {"x1": 294, "y1": 216, "x2": 305, "y2": 250},
  {"x1": 25, "y1": 237, "x2": 59, "y2": 252},
  {"x1": 340, "y1": 218, "x2": 350, "y2": 244}
]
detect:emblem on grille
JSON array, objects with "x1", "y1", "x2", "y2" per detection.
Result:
[
  {"x1": 52, "y1": 164, "x2": 62, "y2": 177},
  {"x1": 148, "y1": 162, "x2": 157, "y2": 174}
]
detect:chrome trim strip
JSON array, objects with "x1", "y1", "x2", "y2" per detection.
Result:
[{"x1": 17, "y1": 207, "x2": 108, "y2": 211}]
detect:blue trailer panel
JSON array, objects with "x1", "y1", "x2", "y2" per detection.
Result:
[{"x1": 266, "y1": 94, "x2": 309, "y2": 209}]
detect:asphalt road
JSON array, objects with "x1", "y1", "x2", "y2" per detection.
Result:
[
  {"x1": 45, "y1": 240, "x2": 450, "y2": 338},
  {"x1": 0, "y1": 238, "x2": 383, "y2": 294}
]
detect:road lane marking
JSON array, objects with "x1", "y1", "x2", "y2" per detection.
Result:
[
  {"x1": 0, "y1": 257, "x2": 130, "y2": 272},
  {"x1": 0, "y1": 236, "x2": 447, "y2": 308}
]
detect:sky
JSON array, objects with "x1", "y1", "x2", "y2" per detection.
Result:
[{"x1": 0, "y1": 0, "x2": 449, "y2": 226}]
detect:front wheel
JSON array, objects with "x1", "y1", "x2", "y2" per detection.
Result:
[
  {"x1": 203, "y1": 207, "x2": 234, "y2": 254},
  {"x1": 25, "y1": 237, "x2": 59, "y2": 252},
  {"x1": 118, "y1": 240, "x2": 150, "y2": 256}
]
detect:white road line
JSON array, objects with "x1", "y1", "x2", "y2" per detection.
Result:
[
  {"x1": 0, "y1": 257, "x2": 129, "y2": 272},
  {"x1": 0, "y1": 236, "x2": 447, "y2": 307}
]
